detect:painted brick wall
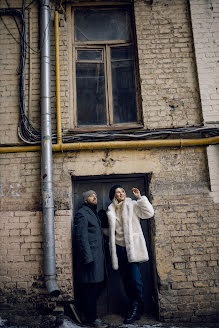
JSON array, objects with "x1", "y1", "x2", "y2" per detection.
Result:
[
  {"x1": 27, "y1": 5, "x2": 41, "y2": 130},
  {"x1": 153, "y1": 192, "x2": 219, "y2": 322},
  {"x1": 189, "y1": 0, "x2": 219, "y2": 204},
  {"x1": 190, "y1": 0, "x2": 219, "y2": 124},
  {"x1": 0, "y1": 152, "x2": 73, "y2": 304},
  {"x1": 0, "y1": 12, "x2": 21, "y2": 144},
  {"x1": 0, "y1": 209, "x2": 73, "y2": 303},
  {"x1": 207, "y1": 145, "x2": 219, "y2": 203},
  {"x1": 27, "y1": 6, "x2": 69, "y2": 134},
  {"x1": 0, "y1": 1, "x2": 58, "y2": 146},
  {"x1": 55, "y1": 147, "x2": 219, "y2": 322},
  {"x1": 0, "y1": 0, "x2": 219, "y2": 323},
  {"x1": 134, "y1": 0, "x2": 202, "y2": 129}
]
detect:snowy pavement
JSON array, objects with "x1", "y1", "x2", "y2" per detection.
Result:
[
  {"x1": 58, "y1": 319, "x2": 219, "y2": 328},
  {"x1": 0, "y1": 315, "x2": 218, "y2": 328}
]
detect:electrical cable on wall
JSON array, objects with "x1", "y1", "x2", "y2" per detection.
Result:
[
  {"x1": 0, "y1": 3, "x2": 41, "y2": 143},
  {"x1": 61, "y1": 126, "x2": 219, "y2": 143},
  {"x1": 0, "y1": 0, "x2": 55, "y2": 144}
]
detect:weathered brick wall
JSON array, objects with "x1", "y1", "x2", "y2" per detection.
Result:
[
  {"x1": 27, "y1": 3, "x2": 41, "y2": 130},
  {"x1": 0, "y1": 152, "x2": 73, "y2": 304},
  {"x1": 133, "y1": 2, "x2": 219, "y2": 320},
  {"x1": 0, "y1": 208, "x2": 73, "y2": 305},
  {"x1": 29, "y1": 5, "x2": 69, "y2": 133},
  {"x1": 134, "y1": 0, "x2": 202, "y2": 129},
  {"x1": 189, "y1": 0, "x2": 219, "y2": 203},
  {"x1": 0, "y1": 7, "x2": 21, "y2": 145},
  {"x1": 0, "y1": 0, "x2": 204, "y2": 136},
  {"x1": 1, "y1": 147, "x2": 218, "y2": 320},
  {"x1": 57, "y1": 15, "x2": 71, "y2": 130},
  {"x1": 153, "y1": 193, "x2": 219, "y2": 322},
  {"x1": 190, "y1": 0, "x2": 219, "y2": 124},
  {"x1": 0, "y1": 152, "x2": 41, "y2": 211},
  {"x1": 0, "y1": 0, "x2": 58, "y2": 146},
  {"x1": 0, "y1": 0, "x2": 219, "y2": 324},
  {"x1": 53, "y1": 147, "x2": 219, "y2": 322},
  {"x1": 207, "y1": 145, "x2": 219, "y2": 203},
  {"x1": 0, "y1": 211, "x2": 44, "y2": 292}
]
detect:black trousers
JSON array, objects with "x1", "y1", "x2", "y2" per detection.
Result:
[
  {"x1": 116, "y1": 244, "x2": 143, "y2": 304},
  {"x1": 78, "y1": 282, "x2": 102, "y2": 323}
]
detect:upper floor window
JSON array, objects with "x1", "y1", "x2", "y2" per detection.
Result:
[{"x1": 72, "y1": 6, "x2": 142, "y2": 130}]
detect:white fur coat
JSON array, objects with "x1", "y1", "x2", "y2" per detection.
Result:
[{"x1": 107, "y1": 196, "x2": 154, "y2": 270}]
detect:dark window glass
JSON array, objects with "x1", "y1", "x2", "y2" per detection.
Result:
[
  {"x1": 111, "y1": 60, "x2": 137, "y2": 124},
  {"x1": 111, "y1": 46, "x2": 134, "y2": 61},
  {"x1": 75, "y1": 9, "x2": 132, "y2": 41},
  {"x1": 76, "y1": 63, "x2": 106, "y2": 125},
  {"x1": 73, "y1": 7, "x2": 139, "y2": 128},
  {"x1": 111, "y1": 46, "x2": 137, "y2": 123},
  {"x1": 77, "y1": 49, "x2": 103, "y2": 61}
]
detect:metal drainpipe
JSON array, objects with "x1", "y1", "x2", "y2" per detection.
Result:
[{"x1": 40, "y1": 0, "x2": 60, "y2": 297}]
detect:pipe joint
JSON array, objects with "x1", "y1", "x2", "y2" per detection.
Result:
[{"x1": 40, "y1": 0, "x2": 50, "y2": 7}]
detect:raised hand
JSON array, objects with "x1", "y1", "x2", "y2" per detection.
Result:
[{"x1": 132, "y1": 188, "x2": 141, "y2": 199}]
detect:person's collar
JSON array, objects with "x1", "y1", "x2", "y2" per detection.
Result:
[
  {"x1": 84, "y1": 202, "x2": 97, "y2": 211},
  {"x1": 113, "y1": 197, "x2": 124, "y2": 208}
]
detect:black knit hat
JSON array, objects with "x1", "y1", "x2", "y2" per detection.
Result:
[{"x1": 109, "y1": 184, "x2": 123, "y2": 201}]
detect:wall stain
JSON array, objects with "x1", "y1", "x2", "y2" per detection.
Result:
[{"x1": 0, "y1": 183, "x2": 21, "y2": 198}]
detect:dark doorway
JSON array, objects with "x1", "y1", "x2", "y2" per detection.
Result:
[{"x1": 72, "y1": 174, "x2": 156, "y2": 317}]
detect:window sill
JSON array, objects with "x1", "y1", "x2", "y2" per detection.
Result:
[{"x1": 67, "y1": 123, "x2": 144, "y2": 134}]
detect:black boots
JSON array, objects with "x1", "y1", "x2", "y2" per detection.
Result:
[{"x1": 123, "y1": 300, "x2": 143, "y2": 324}]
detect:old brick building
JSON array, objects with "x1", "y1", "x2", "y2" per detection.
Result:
[{"x1": 0, "y1": 0, "x2": 218, "y2": 324}]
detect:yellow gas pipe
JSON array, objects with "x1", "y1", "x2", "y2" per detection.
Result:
[
  {"x1": 0, "y1": 136, "x2": 219, "y2": 153},
  {"x1": 0, "y1": 11, "x2": 218, "y2": 154}
]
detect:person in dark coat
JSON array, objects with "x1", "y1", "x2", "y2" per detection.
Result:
[{"x1": 73, "y1": 190, "x2": 107, "y2": 328}]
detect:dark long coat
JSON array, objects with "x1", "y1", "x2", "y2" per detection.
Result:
[{"x1": 73, "y1": 203, "x2": 105, "y2": 283}]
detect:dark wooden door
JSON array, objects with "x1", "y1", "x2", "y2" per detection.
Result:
[{"x1": 72, "y1": 174, "x2": 155, "y2": 316}]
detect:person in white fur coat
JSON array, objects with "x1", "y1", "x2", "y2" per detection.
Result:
[{"x1": 106, "y1": 185, "x2": 154, "y2": 324}]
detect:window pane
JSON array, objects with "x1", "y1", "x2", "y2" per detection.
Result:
[
  {"x1": 111, "y1": 60, "x2": 137, "y2": 124},
  {"x1": 75, "y1": 9, "x2": 132, "y2": 41},
  {"x1": 76, "y1": 63, "x2": 106, "y2": 126},
  {"x1": 111, "y1": 46, "x2": 134, "y2": 61},
  {"x1": 77, "y1": 49, "x2": 102, "y2": 61}
]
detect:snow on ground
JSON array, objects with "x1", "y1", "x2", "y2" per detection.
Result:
[
  {"x1": 0, "y1": 316, "x2": 218, "y2": 328},
  {"x1": 58, "y1": 319, "x2": 81, "y2": 328}
]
